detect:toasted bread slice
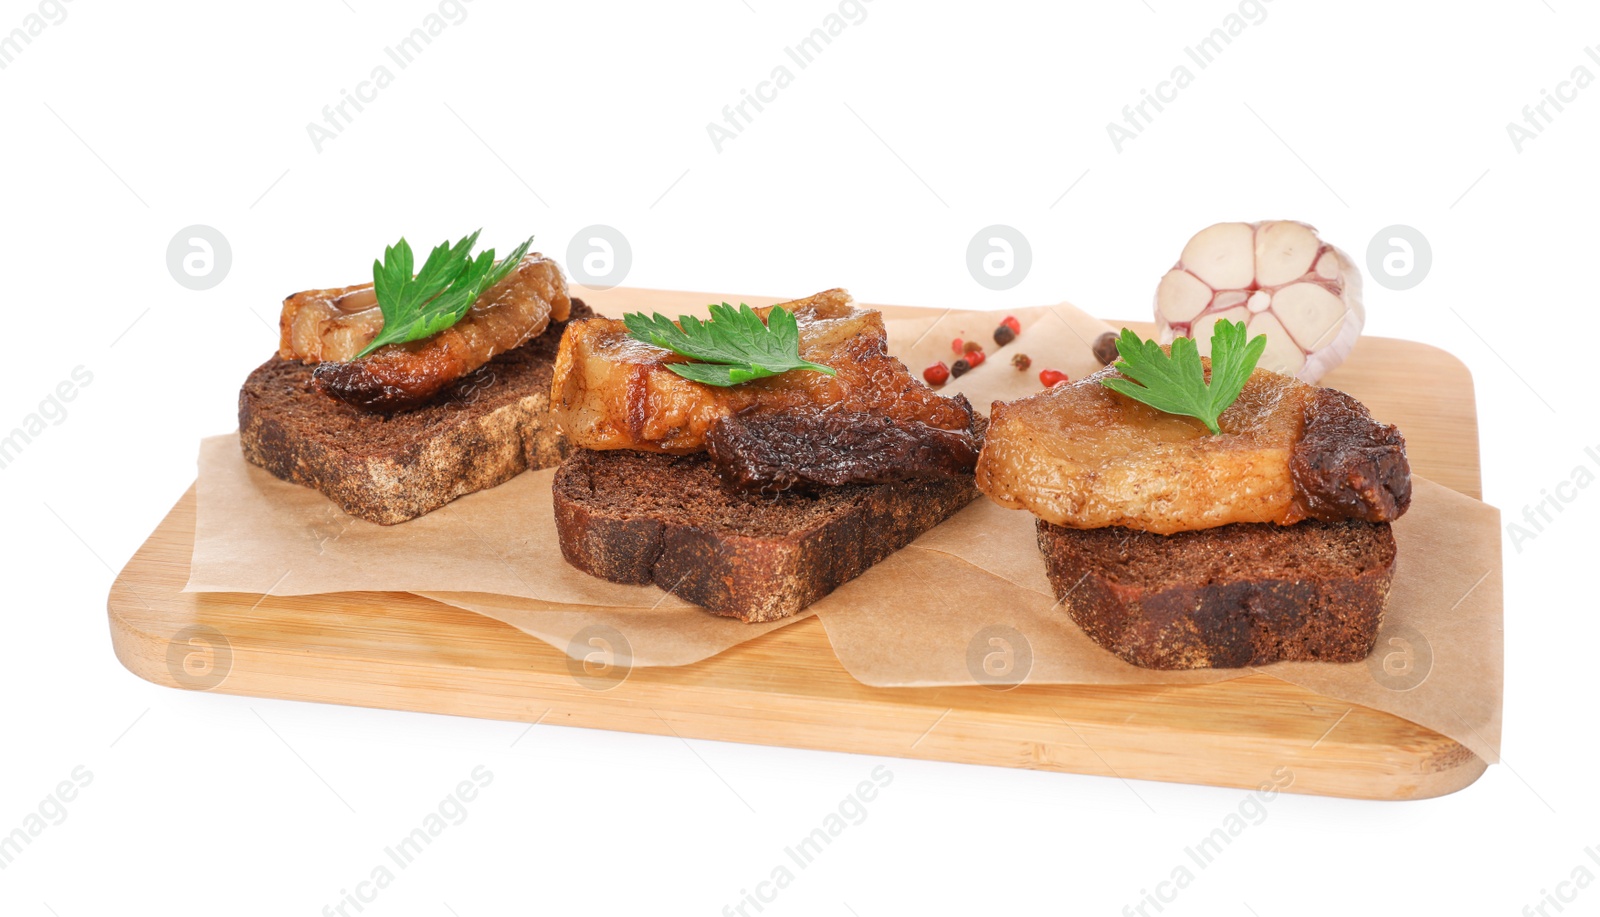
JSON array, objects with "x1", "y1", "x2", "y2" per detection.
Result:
[
  {"x1": 551, "y1": 447, "x2": 979, "y2": 622},
  {"x1": 238, "y1": 300, "x2": 591, "y2": 525},
  {"x1": 1036, "y1": 517, "x2": 1396, "y2": 669}
]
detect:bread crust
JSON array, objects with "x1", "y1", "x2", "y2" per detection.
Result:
[
  {"x1": 552, "y1": 448, "x2": 979, "y2": 622},
  {"x1": 1036, "y1": 518, "x2": 1396, "y2": 669},
  {"x1": 237, "y1": 301, "x2": 590, "y2": 525}
]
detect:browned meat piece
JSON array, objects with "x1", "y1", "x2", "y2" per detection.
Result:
[
  {"x1": 705, "y1": 399, "x2": 982, "y2": 493},
  {"x1": 975, "y1": 361, "x2": 1409, "y2": 534},
  {"x1": 1291, "y1": 388, "x2": 1411, "y2": 522},
  {"x1": 277, "y1": 254, "x2": 571, "y2": 412},
  {"x1": 549, "y1": 289, "x2": 973, "y2": 453}
]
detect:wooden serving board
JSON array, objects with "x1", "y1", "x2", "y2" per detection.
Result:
[{"x1": 108, "y1": 288, "x2": 1489, "y2": 800}]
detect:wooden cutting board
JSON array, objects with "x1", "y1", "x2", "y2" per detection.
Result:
[{"x1": 108, "y1": 288, "x2": 1490, "y2": 800}]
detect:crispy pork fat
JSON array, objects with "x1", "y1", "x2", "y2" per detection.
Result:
[
  {"x1": 975, "y1": 362, "x2": 1409, "y2": 534},
  {"x1": 278, "y1": 254, "x2": 571, "y2": 412},
  {"x1": 550, "y1": 289, "x2": 974, "y2": 454}
]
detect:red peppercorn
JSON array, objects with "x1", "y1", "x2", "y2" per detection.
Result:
[
  {"x1": 923, "y1": 361, "x2": 950, "y2": 386},
  {"x1": 964, "y1": 348, "x2": 986, "y2": 368},
  {"x1": 950, "y1": 358, "x2": 972, "y2": 378},
  {"x1": 951, "y1": 337, "x2": 965, "y2": 354},
  {"x1": 1001, "y1": 315, "x2": 1022, "y2": 335},
  {"x1": 1039, "y1": 369, "x2": 1070, "y2": 387}
]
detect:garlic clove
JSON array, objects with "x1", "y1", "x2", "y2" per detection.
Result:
[
  {"x1": 1216, "y1": 290, "x2": 1251, "y2": 311},
  {"x1": 1190, "y1": 306, "x2": 1251, "y2": 358},
  {"x1": 1272, "y1": 282, "x2": 1346, "y2": 351},
  {"x1": 1179, "y1": 222, "x2": 1255, "y2": 289},
  {"x1": 1314, "y1": 249, "x2": 1342, "y2": 282},
  {"x1": 1156, "y1": 269, "x2": 1213, "y2": 324},
  {"x1": 1247, "y1": 309, "x2": 1308, "y2": 377},
  {"x1": 1253, "y1": 220, "x2": 1320, "y2": 287}
]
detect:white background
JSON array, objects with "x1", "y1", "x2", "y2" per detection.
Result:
[{"x1": 2, "y1": 1, "x2": 1596, "y2": 915}]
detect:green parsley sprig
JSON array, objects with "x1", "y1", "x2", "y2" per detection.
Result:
[
  {"x1": 353, "y1": 230, "x2": 533, "y2": 359},
  {"x1": 623, "y1": 302, "x2": 837, "y2": 387},
  {"x1": 1098, "y1": 319, "x2": 1267, "y2": 435}
]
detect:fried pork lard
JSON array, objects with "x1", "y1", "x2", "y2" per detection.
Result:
[
  {"x1": 278, "y1": 254, "x2": 571, "y2": 412},
  {"x1": 975, "y1": 362, "x2": 1409, "y2": 534},
  {"x1": 550, "y1": 289, "x2": 973, "y2": 454}
]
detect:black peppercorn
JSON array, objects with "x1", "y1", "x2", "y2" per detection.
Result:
[{"x1": 1093, "y1": 331, "x2": 1120, "y2": 365}]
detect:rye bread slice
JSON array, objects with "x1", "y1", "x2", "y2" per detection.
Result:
[
  {"x1": 238, "y1": 300, "x2": 592, "y2": 525},
  {"x1": 1036, "y1": 518, "x2": 1396, "y2": 669},
  {"x1": 552, "y1": 448, "x2": 980, "y2": 622}
]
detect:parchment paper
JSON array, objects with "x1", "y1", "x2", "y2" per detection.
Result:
[
  {"x1": 808, "y1": 476, "x2": 1504, "y2": 763},
  {"x1": 187, "y1": 437, "x2": 817, "y2": 665},
  {"x1": 187, "y1": 301, "x2": 1111, "y2": 656},
  {"x1": 188, "y1": 300, "x2": 1502, "y2": 761}
]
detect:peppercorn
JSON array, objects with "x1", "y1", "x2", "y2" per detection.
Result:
[
  {"x1": 923, "y1": 361, "x2": 950, "y2": 386},
  {"x1": 1039, "y1": 368, "x2": 1070, "y2": 387},
  {"x1": 964, "y1": 348, "x2": 986, "y2": 368},
  {"x1": 993, "y1": 324, "x2": 1016, "y2": 347},
  {"x1": 1001, "y1": 315, "x2": 1021, "y2": 335},
  {"x1": 951, "y1": 358, "x2": 972, "y2": 378},
  {"x1": 1093, "y1": 331, "x2": 1120, "y2": 366},
  {"x1": 1011, "y1": 353, "x2": 1031, "y2": 371},
  {"x1": 951, "y1": 337, "x2": 965, "y2": 354},
  {"x1": 962, "y1": 339, "x2": 983, "y2": 354}
]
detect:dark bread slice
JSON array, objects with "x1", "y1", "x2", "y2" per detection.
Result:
[
  {"x1": 552, "y1": 448, "x2": 979, "y2": 622},
  {"x1": 1037, "y1": 518, "x2": 1396, "y2": 669},
  {"x1": 238, "y1": 300, "x2": 592, "y2": 525}
]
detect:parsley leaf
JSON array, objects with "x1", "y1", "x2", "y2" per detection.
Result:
[
  {"x1": 622, "y1": 302, "x2": 837, "y2": 387},
  {"x1": 353, "y1": 230, "x2": 534, "y2": 359},
  {"x1": 1098, "y1": 319, "x2": 1267, "y2": 434}
]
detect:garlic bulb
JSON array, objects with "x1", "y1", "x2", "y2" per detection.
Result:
[{"x1": 1154, "y1": 221, "x2": 1363, "y2": 383}]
